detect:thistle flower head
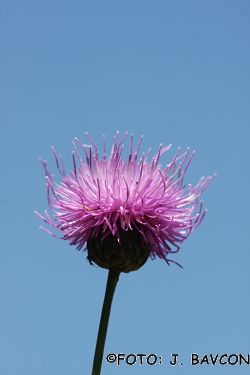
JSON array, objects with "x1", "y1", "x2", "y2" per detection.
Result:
[{"x1": 35, "y1": 132, "x2": 215, "y2": 270}]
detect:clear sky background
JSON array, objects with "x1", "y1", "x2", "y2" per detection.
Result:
[{"x1": 0, "y1": 1, "x2": 249, "y2": 374}]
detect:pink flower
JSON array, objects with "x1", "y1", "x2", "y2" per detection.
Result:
[{"x1": 35, "y1": 132, "x2": 215, "y2": 267}]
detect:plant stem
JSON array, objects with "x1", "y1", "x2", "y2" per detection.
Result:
[{"x1": 91, "y1": 269, "x2": 121, "y2": 375}]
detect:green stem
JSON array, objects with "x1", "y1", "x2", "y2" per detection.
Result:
[{"x1": 91, "y1": 269, "x2": 121, "y2": 375}]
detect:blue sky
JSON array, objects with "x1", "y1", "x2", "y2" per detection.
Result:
[{"x1": 0, "y1": 1, "x2": 249, "y2": 374}]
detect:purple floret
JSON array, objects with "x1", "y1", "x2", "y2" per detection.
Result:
[{"x1": 35, "y1": 132, "x2": 216, "y2": 266}]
